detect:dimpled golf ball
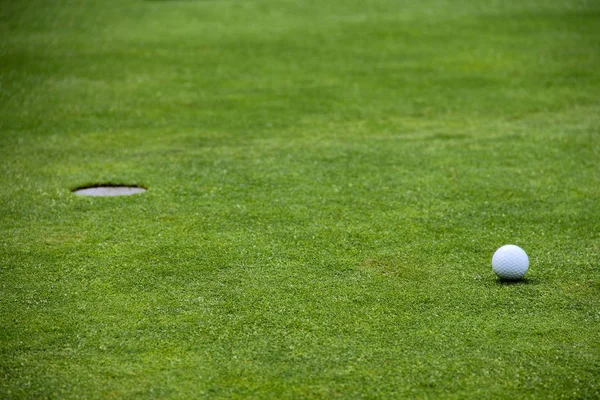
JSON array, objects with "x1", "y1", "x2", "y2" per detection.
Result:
[{"x1": 492, "y1": 245, "x2": 529, "y2": 280}]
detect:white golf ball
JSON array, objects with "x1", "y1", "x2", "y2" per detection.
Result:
[{"x1": 492, "y1": 245, "x2": 529, "y2": 280}]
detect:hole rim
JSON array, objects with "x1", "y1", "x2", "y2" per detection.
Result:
[{"x1": 71, "y1": 183, "x2": 148, "y2": 197}]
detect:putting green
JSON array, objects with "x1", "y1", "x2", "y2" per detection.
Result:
[{"x1": 1, "y1": 0, "x2": 599, "y2": 398}]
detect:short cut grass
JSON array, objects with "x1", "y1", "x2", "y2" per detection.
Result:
[{"x1": 1, "y1": 0, "x2": 599, "y2": 398}]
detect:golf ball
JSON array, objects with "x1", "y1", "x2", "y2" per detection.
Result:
[{"x1": 492, "y1": 245, "x2": 529, "y2": 280}]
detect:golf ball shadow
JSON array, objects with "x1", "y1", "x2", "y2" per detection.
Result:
[{"x1": 496, "y1": 277, "x2": 533, "y2": 285}]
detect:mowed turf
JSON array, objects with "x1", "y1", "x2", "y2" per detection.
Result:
[{"x1": 1, "y1": 0, "x2": 599, "y2": 398}]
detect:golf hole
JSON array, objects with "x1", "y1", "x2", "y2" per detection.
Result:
[{"x1": 72, "y1": 185, "x2": 146, "y2": 197}]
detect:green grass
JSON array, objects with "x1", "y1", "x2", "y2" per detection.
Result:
[{"x1": 1, "y1": 0, "x2": 599, "y2": 398}]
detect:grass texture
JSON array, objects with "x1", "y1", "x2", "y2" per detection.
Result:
[{"x1": 1, "y1": 0, "x2": 599, "y2": 398}]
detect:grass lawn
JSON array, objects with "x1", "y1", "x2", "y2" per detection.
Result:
[{"x1": 1, "y1": 0, "x2": 599, "y2": 398}]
